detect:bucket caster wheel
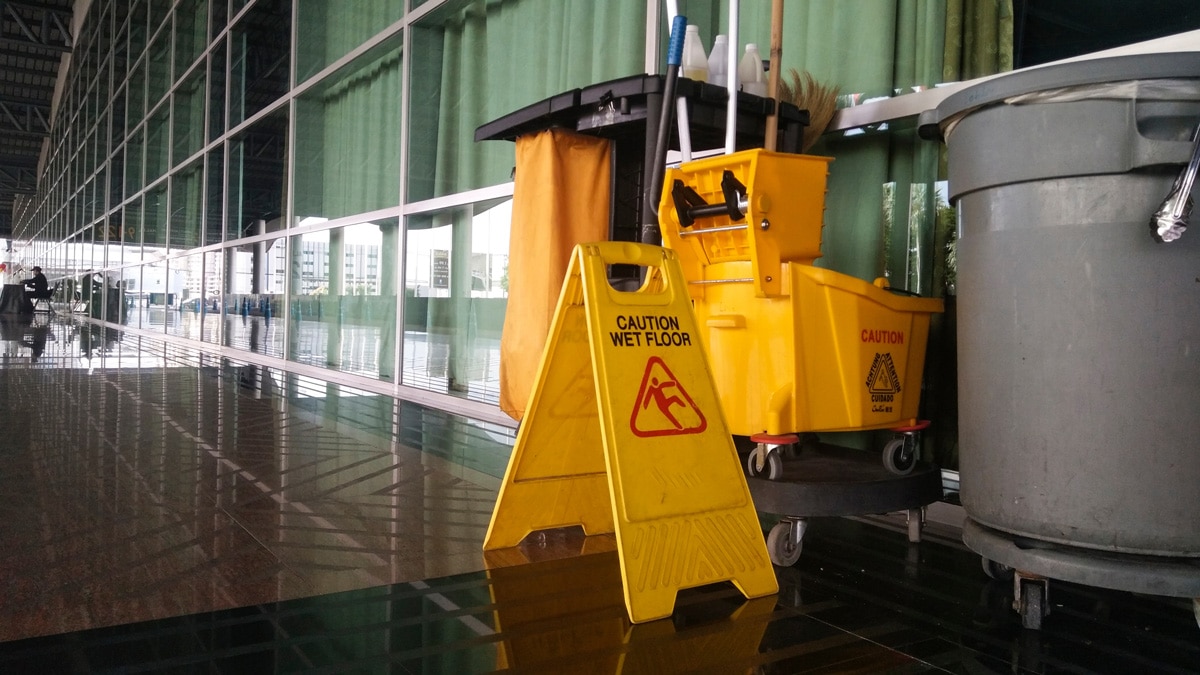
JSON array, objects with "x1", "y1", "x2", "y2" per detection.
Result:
[
  {"x1": 747, "y1": 443, "x2": 783, "y2": 480},
  {"x1": 766, "y1": 518, "x2": 806, "y2": 567},
  {"x1": 883, "y1": 421, "x2": 929, "y2": 475},
  {"x1": 906, "y1": 507, "x2": 925, "y2": 543},
  {"x1": 1014, "y1": 575, "x2": 1050, "y2": 630},
  {"x1": 882, "y1": 437, "x2": 917, "y2": 475}
]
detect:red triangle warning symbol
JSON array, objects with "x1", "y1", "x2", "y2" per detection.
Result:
[{"x1": 630, "y1": 356, "x2": 707, "y2": 437}]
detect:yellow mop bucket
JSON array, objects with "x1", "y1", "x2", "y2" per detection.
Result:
[{"x1": 658, "y1": 148, "x2": 943, "y2": 438}]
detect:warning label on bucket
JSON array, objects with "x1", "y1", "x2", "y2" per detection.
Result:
[{"x1": 867, "y1": 352, "x2": 902, "y2": 399}]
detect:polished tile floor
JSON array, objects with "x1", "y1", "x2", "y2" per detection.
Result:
[{"x1": 1, "y1": 316, "x2": 1197, "y2": 673}]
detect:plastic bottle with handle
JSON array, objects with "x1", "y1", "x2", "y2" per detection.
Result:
[
  {"x1": 738, "y1": 43, "x2": 767, "y2": 97},
  {"x1": 707, "y1": 34, "x2": 728, "y2": 86},
  {"x1": 681, "y1": 24, "x2": 708, "y2": 82}
]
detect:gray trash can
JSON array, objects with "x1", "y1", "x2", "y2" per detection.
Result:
[{"x1": 923, "y1": 54, "x2": 1200, "y2": 563}]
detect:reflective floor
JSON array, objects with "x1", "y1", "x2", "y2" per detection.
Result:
[{"x1": 1, "y1": 316, "x2": 1197, "y2": 673}]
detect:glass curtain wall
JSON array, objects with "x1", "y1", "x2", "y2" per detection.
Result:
[
  {"x1": 14, "y1": 0, "x2": 1026, "y2": 462},
  {"x1": 403, "y1": 0, "x2": 645, "y2": 402}
]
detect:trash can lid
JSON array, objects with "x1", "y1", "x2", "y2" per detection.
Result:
[{"x1": 920, "y1": 51, "x2": 1200, "y2": 140}]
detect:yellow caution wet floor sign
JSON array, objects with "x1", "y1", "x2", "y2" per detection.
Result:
[{"x1": 483, "y1": 242, "x2": 778, "y2": 623}]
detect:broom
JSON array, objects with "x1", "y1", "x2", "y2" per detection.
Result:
[
  {"x1": 762, "y1": 0, "x2": 839, "y2": 153},
  {"x1": 777, "y1": 68, "x2": 840, "y2": 153}
]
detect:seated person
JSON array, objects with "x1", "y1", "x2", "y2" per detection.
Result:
[{"x1": 21, "y1": 266, "x2": 50, "y2": 304}]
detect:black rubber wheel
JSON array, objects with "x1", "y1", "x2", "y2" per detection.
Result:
[
  {"x1": 767, "y1": 521, "x2": 802, "y2": 566},
  {"x1": 1020, "y1": 580, "x2": 1046, "y2": 630}
]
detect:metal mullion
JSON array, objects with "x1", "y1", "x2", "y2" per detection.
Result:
[
  {"x1": 221, "y1": 40, "x2": 229, "y2": 245},
  {"x1": 279, "y1": 0, "x2": 300, "y2": 359},
  {"x1": 402, "y1": 183, "x2": 514, "y2": 217},
  {"x1": 395, "y1": 18, "x2": 412, "y2": 394},
  {"x1": 217, "y1": 140, "x2": 230, "y2": 329},
  {"x1": 281, "y1": 93, "x2": 295, "y2": 361}
]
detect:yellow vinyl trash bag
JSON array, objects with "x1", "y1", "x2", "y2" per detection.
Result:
[{"x1": 499, "y1": 128, "x2": 611, "y2": 420}]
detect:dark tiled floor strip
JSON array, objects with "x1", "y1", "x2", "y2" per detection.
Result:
[{"x1": 0, "y1": 518, "x2": 1197, "y2": 673}]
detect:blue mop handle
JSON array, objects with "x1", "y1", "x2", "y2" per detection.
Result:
[{"x1": 666, "y1": 15, "x2": 686, "y2": 67}]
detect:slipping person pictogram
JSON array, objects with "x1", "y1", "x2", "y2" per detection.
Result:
[
  {"x1": 630, "y1": 356, "x2": 706, "y2": 437},
  {"x1": 644, "y1": 375, "x2": 686, "y2": 429}
]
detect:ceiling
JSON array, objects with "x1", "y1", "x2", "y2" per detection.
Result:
[{"x1": 0, "y1": 0, "x2": 73, "y2": 242}]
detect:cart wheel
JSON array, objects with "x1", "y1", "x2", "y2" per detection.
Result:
[
  {"x1": 1193, "y1": 598, "x2": 1199, "y2": 630},
  {"x1": 767, "y1": 520, "x2": 803, "y2": 567},
  {"x1": 882, "y1": 438, "x2": 916, "y2": 475},
  {"x1": 906, "y1": 507, "x2": 923, "y2": 543},
  {"x1": 981, "y1": 557, "x2": 1014, "y2": 581},
  {"x1": 1019, "y1": 579, "x2": 1047, "y2": 630},
  {"x1": 746, "y1": 445, "x2": 783, "y2": 480}
]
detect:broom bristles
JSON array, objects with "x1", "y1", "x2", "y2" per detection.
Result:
[{"x1": 777, "y1": 69, "x2": 840, "y2": 153}]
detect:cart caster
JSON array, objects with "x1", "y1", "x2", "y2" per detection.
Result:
[
  {"x1": 981, "y1": 557, "x2": 1014, "y2": 581},
  {"x1": 882, "y1": 437, "x2": 917, "y2": 475},
  {"x1": 766, "y1": 518, "x2": 806, "y2": 567},
  {"x1": 905, "y1": 507, "x2": 924, "y2": 543},
  {"x1": 746, "y1": 443, "x2": 784, "y2": 480},
  {"x1": 1013, "y1": 573, "x2": 1050, "y2": 630},
  {"x1": 882, "y1": 420, "x2": 929, "y2": 475}
]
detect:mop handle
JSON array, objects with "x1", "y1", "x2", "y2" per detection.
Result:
[
  {"x1": 664, "y1": 1, "x2": 693, "y2": 162},
  {"x1": 644, "y1": 15, "x2": 688, "y2": 241},
  {"x1": 666, "y1": 15, "x2": 686, "y2": 66}
]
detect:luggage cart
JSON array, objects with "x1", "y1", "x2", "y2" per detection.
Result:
[{"x1": 657, "y1": 149, "x2": 945, "y2": 565}]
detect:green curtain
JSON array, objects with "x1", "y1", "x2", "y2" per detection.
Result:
[
  {"x1": 944, "y1": 0, "x2": 1014, "y2": 81},
  {"x1": 294, "y1": 47, "x2": 403, "y2": 222},
  {"x1": 409, "y1": 0, "x2": 646, "y2": 202},
  {"x1": 295, "y1": 0, "x2": 405, "y2": 84},
  {"x1": 169, "y1": 162, "x2": 203, "y2": 250}
]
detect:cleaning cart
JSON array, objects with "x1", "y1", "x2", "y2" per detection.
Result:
[
  {"x1": 655, "y1": 149, "x2": 944, "y2": 565},
  {"x1": 632, "y1": 5, "x2": 945, "y2": 568},
  {"x1": 659, "y1": 149, "x2": 943, "y2": 469}
]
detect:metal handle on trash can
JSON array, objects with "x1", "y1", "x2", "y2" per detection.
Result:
[{"x1": 1149, "y1": 120, "x2": 1200, "y2": 243}]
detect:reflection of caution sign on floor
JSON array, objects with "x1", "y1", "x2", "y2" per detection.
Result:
[
  {"x1": 631, "y1": 356, "x2": 707, "y2": 437},
  {"x1": 483, "y1": 242, "x2": 778, "y2": 624}
]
